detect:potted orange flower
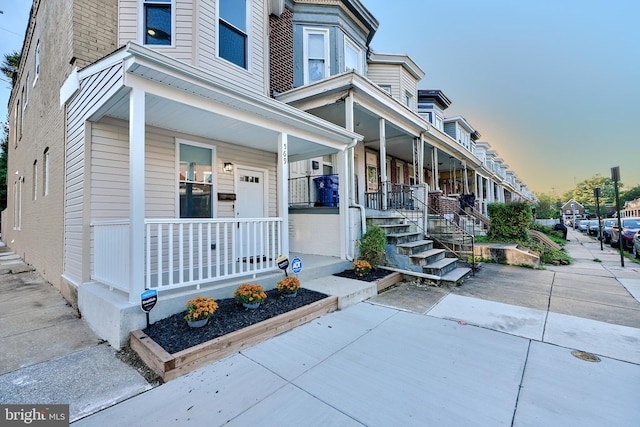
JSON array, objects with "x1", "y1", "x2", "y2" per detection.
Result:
[
  {"x1": 277, "y1": 276, "x2": 300, "y2": 298},
  {"x1": 233, "y1": 283, "x2": 267, "y2": 309},
  {"x1": 184, "y1": 296, "x2": 218, "y2": 328},
  {"x1": 353, "y1": 260, "x2": 372, "y2": 277}
]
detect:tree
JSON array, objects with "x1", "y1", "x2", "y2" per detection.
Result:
[
  {"x1": 565, "y1": 175, "x2": 619, "y2": 208},
  {"x1": 1, "y1": 50, "x2": 21, "y2": 84},
  {"x1": 534, "y1": 192, "x2": 560, "y2": 219},
  {"x1": 621, "y1": 186, "x2": 640, "y2": 203}
]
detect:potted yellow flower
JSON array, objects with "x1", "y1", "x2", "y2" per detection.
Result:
[
  {"x1": 277, "y1": 276, "x2": 300, "y2": 298},
  {"x1": 184, "y1": 296, "x2": 218, "y2": 328},
  {"x1": 233, "y1": 283, "x2": 267, "y2": 309},
  {"x1": 353, "y1": 260, "x2": 372, "y2": 277}
]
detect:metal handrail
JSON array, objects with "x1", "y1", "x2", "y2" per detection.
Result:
[{"x1": 388, "y1": 187, "x2": 476, "y2": 275}]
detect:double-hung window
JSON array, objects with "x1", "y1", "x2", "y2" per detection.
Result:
[
  {"x1": 34, "y1": 41, "x2": 40, "y2": 85},
  {"x1": 303, "y1": 28, "x2": 329, "y2": 84},
  {"x1": 43, "y1": 148, "x2": 49, "y2": 197},
  {"x1": 218, "y1": 0, "x2": 248, "y2": 68},
  {"x1": 344, "y1": 36, "x2": 362, "y2": 74},
  {"x1": 179, "y1": 143, "x2": 214, "y2": 218},
  {"x1": 143, "y1": 0, "x2": 172, "y2": 45}
]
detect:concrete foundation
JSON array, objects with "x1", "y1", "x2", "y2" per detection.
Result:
[{"x1": 474, "y1": 243, "x2": 541, "y2": 269}]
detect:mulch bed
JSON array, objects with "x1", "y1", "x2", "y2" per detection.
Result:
[
  {"x1": 143, "y1": 288, "x2": 328, "y2": 354},
  {"x1": 333, "y1": 268, "x2": 392, "y2": 282}
]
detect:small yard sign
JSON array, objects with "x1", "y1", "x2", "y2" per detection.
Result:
[
  {"x1": 291, "y1": 257, "x2": 303, "y2": 274},
  {"x1": 141, "y1": 289, "x2": 158, "y2": 313}
]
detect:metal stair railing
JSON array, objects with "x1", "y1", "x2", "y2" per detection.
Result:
[{"x1": 385, "y1": 184, "x2": 476, "y2": 275}]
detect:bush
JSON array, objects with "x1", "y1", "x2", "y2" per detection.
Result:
[
  {"x1": 488, "y1": 202, "x2": 533, "y2": 240},
  {"x1": 358, "y1": 224, "x2": 387, "y2": 268}
]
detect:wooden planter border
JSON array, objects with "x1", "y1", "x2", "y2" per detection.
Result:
[{"x1": 131, "y1": 296, "x2": 339, "y2": 382}]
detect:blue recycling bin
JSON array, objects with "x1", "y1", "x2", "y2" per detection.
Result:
[{"x1": 314, "y1": 176, "x2": 339, "y2": 207}]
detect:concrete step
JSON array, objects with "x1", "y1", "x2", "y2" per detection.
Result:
[
  {"x1": 396, "y1": 239, "x2": 434, "y2": 256},
  {"x1": 378, "y1": 223, "x2": 412, "y2": 234},
  {"x1": 385, "y1": 232, "x2": 423, "y2": 245},
  {"x1": 422, "y1": 257, "x2": 458, "y2": 276},
  {"x1": 409, "y1": 248, "x2": 446, "y2": 266},
  {"x1": 367, "y1": 215, "x2": 406, "y2": 226},
  {"x1": 440, "y1": 267, "x2": 473, "y2": 287}
]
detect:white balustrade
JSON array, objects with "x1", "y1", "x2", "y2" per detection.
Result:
[{"x1": 92, "y1": 218, "x2": 282, "y2": 297}]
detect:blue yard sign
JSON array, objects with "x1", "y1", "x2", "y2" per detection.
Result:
[{"x1": 291, "y1": 257, "x2": 303, "y2": 274}]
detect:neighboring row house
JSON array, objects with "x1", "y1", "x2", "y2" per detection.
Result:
[{"x1": 4, "y1": 0, "x2": 534, "y2": 348}]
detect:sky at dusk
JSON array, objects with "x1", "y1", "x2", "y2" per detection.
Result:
[
  {"x1": 2, "y1": 1, "x2": 638, "y2": 196},
  {"x1": 362, "y1": 0, "x2": 640, "y2": 195}
]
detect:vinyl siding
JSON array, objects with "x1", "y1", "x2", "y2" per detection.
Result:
[
  {"x1": 64, "y1": 63, "x2": 125, "y2": 285},
  {"x1": 367, "y1": 63, "x2": 401, "y2": 101},
  {"x1": 118, "y1": 1, "x2": 267, "y2": 95},
  {"x1": 400, "y1": 67, "x2": 418, "y2": 113}
]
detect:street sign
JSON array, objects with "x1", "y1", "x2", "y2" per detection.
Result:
[
  {"x1": 291, "y1": 257, "x2": 303, "y2": 274},
  {"x1": 141, "y1": 289, "x2": 158, "y2": 313}
]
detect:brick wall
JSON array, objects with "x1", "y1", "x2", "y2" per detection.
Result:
[
  {"x1": 269, "y1": 8, "x2": 294, "y2": 96},
  {"x1": 72, "y1": 0, "x2": 119, "y2": 68}
]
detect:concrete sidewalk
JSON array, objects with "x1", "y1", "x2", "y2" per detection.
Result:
[
  {"x1": 2, "y1": 228, "x2": 640, "y2": 425},
  {"x1": 71, "y1": 228, "x2": 640, "y2": 426}
]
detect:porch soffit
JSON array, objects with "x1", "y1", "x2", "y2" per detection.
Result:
[
  {"x1": 276, "y1": 73, "x2": 486, "y2": 171},
  {"x1": 81, "y1": 43, "x2": 361, "y2": 160}
]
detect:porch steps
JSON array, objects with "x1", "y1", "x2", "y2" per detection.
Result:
[{"x1": 367, "y1": 215, "x2": 472, "y2": 287}]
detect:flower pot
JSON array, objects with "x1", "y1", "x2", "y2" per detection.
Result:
[
  {"x1": 187, "y1": 318, "x2": 208, "y2": 328},
  {"x1": 243, "y1": 302, "x2": 260, "y2": 309},
  {"x1": 282, "y1": 291, "x2": 297, "y2": 298}
]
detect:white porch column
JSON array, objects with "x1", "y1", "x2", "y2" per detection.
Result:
[
  {"x1": 277, "y1": 133, "x2": 289, "y2": 258},
  {"x1": 379, "y1": 118, "x2": 387, "y2": 210},
  {"x1": 474, "y1": 172, "x2": 479, "y2": 198},
  {"x1": 417, "y1": 135, "x2": 425, "y2": 185},
  {"x1": 341, "y1": 91, "x2": 354, "y2": 259},
  {"x1": 462, "y1": 160, "x2": 469, "y2": 194},
  {"x1": 129, "y1": 87, "x2": 145, "y2": 304},
  {"x1": 478, "y1": 176, "x2": 485, "y2": 215},
  {"x1": 432, "y1": 147, "x2": 440, "y2": 191}
]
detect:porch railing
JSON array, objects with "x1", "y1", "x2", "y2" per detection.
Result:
[
  {"x1": 288, "y1": 174, "x2": 339, "y2": 207},
  {"x1": 92, "y1": 218, "x2": 282, "y2": 295},
  {"x1": 365, "y1": 182, "x2": 416, "y2": 210}
]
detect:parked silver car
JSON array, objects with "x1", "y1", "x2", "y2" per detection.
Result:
[{"x1": 633, "y1": 230, "x2": 640, "y2": 259}]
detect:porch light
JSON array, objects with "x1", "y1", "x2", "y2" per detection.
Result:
[{"x1": 223, "y1": 162, "x2": 234, "y2": 173}]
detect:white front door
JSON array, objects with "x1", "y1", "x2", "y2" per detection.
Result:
[{"x1": 235, "y1": 167, "x2": 266, "y2": 261}]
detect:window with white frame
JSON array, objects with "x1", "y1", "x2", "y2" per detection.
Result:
[
  {"x1": 434, "y1": 115, "x2": 443, "y2": 130},
  {"x1": 303, "y1": 28, "x2": 329, "y2": 84},
  {"x1": 218, "y1": 0, "x2": 248, "y2": 68},
  {"x1": 32, "y1": 160, "x2": 37, "y2": 201},
  {"x1": 24, "y1": 73, "x2": 29, "y2": 107},
  {"x1": 344, "y1": 36, "x2": 362, "y2": 73},
  {"x1": 179, "y1": 142, "x2": 214, "y2": 218},
  {"x1": 16, "y1": 99, "x2": 22, "y2": 141},
  {"x1": 34, "y1": 40, "x2": 40, "y2": 85},
  {"x1": 43, "y1": 148, "x2": 49, "y2": 196},
  {"x1": 380, "y1": 85, "x2": 392, "y2": 95},
  {"x1": 143, "y1": 0, "x2": 172, "y2": 45},
  {"x1": 404, "y1": 91, "x2": 414, "y2": 110},
  {"x1": 13, "y1": 179, "x2": 22, "y2": 230}
]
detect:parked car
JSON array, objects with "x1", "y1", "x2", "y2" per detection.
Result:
[
  {"x1": 588, "y1": 220, "x2": 600, "y2": 236},
  {"x1": 601, "y1": 218, "x2": 618, "y2": 243},
  {"x1": 577, "y1": 220, "x2": 589, "y2": 233},
  {"x1": 633, "y1": 230, "x2": 640, "y2": 259},
  {"x1": 610, "y1": 217, "x2": 640, "y2": 251}
]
